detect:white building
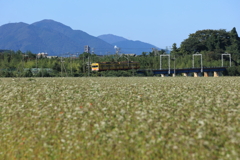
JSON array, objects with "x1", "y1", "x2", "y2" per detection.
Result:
[
  {"x1": 46, "y1": 56, "x2": 58, "y2": 59},
  {"x1": 37, "y1": 52, "x2": 48, "y2": 58}
]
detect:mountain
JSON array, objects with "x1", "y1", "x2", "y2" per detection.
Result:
[
  {"x1": 0, "y1": 20, "x2": 159, "y2": 56},
  {"x1": 98, "y1": 34, "x2": 159, "y2": 55},
  {"x1": 98, "y1": 34, "x2": 128, "y2": 44},
  {"x1": 0, "y1": 20, "x2": 115, "y2": 56}
]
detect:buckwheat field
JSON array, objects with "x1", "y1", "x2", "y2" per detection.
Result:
[{"x1": 1, "y1": 77, "x2": 240, "y2": 160}]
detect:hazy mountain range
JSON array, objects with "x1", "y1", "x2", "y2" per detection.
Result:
[
  {"x1": 0, "y1": 19, "x2": 159, "y2": 55},
  {"x1": 98, "y1": 34, "x2": 159, "y2": 55}
]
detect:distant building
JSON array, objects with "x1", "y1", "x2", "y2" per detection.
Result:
[
  {"x1": 125, "y1": 54, "x2": 136, "y2": 57},
  {"x1": 46, "y1": 56, "x2": 58, "y2": 59},
  {"x1": 37, "y1": 52, "x2": 48, "y2": 58},
  {"x1": 84, "y1": 45, "x2": 90, "y2": 53},
  {"x1": 120, "y1": 53, "x2": 136, "y2": 57}
]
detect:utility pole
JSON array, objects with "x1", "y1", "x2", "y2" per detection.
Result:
[
  {"x1": 174, "y1": 56, "x2": 176, "y2": 76},
  {"x1": 160, "y1": 54, "x2": 170, "y2": 74},
  {"x1": 61, "y1": 56, "x2": 63, "y2": 77},
  {"x1": 88, "y1": 55, "x2": 90, "y2": 77},
  {"x1": 21, "y1": 54, "x2": 24, "y2": 77},
  {"x1": 123, "y1": 55, "x2": 129, "y2": 67},
  {"x1": 60, "y1": 53, "x2": 68, "y2": 77},
  {"x1": 35, "y1": 54, "x2": 39, "y2": 73},
  {"x1": 171, "y1": 56, "x2": 176, "y2": 77},
  {"x1": 92, "y1": 48, "x2": 95, "y2": 63},
  {"x1": 193, "y1": 53, "x2": 203, "y2": 72},
  {"x1": 70, "y1": 53, "x2": 73, "y2": 76},
  {"x1": 84, "y1": 56, "x2": 86, "y2": 74},
  {"x1": 221, "y1": 53, "x2": 231, "y2": 67}
]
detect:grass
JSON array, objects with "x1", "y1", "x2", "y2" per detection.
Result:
[{"x1": 0, "y1": 77, "x2": 240, "y2": 159}]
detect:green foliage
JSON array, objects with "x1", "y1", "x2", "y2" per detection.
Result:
[
  {"x1": 52, "y1": 62, "x2": 61, "y2": 71},
  {"x1": 177, "y1": 28, "x2": 240, "y2": 58},
  {"x1": 226, "y1": 66, "x2": 240, "y2": 76},
  {"x1": 179, "y1": 29, "x2": 231, "y2": 55},
  {"x1": 23, "y1": 69, "x2": 33, "y2": 77},
  {"x1": 0, "y1": 27, "x2": 240, "y2": 77}
]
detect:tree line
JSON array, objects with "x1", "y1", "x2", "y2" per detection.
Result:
[{"x1": 0, "y1": 27, "x2": 240, "y2": 77}]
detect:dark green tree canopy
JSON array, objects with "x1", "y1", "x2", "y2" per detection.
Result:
[
  {"x1": 179, "y1": 29, "x2": 239, "y2": 54},
  {"x1": 226, "y1": 27, "x2": 240, "y2": 54}
]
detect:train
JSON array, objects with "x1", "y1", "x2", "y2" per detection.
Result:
[{"x1": 91, "y1": 61, "x2": 140, "y2": 71}]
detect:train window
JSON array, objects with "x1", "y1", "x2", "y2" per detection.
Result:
[{"x1": 92, "y1": 65, "x2": 98, "y2": 68}]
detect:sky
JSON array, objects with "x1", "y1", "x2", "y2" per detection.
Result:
[{"x1": 0, "y1": 0, "x2": 240, "y2": 49}]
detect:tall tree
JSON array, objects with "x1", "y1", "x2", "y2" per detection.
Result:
[
  {"x1": 180, "y1": 29, "x2": 231, "y2": 54},
  {"x1": 170, "y1": 43, "x2": 179, "y2": 56},
  {"x1": 226, "y1": 27, "x2": 240, "y2": 55}
]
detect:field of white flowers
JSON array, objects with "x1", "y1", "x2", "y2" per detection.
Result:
[{"x1": 1, "y1": 77, "x2": 240, "y2": 159}]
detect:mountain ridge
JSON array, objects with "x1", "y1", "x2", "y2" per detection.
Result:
[
  {"x1": 0, "y1": 20, "x2": 115, "y2": 55},
  {"x1": 0, "y1": 20, "x2": 159, "y2": 55},
  {"x1": 98, "y1": 34, "x2": 160, "y2": 55}
]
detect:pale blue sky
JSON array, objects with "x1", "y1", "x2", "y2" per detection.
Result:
[{"x1": 0, "y1": 0, "x2": 239, "y2": 49}]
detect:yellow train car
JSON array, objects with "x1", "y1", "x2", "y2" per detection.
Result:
[{"x1": 91, "y1": 61, "x2": 140, "y2": 71}]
